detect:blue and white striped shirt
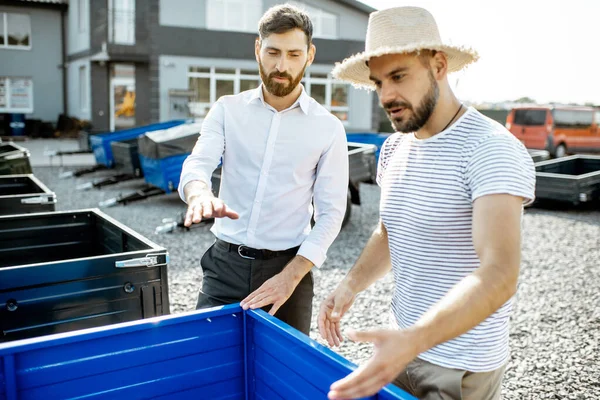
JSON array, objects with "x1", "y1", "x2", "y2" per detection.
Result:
[{"x1": 377, "y1": 107, "x2": 535, "y2": 372}]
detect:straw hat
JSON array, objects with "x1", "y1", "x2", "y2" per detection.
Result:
[{"x1": 332, "y1": 6, "x2": 479, "y2": 90}]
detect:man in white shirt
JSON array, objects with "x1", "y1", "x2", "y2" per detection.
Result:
[{"x1": 178, "y1": 4, "x2": 349, "y2": 335}]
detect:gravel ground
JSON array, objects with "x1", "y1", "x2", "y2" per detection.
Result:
[{"x1": 30, "y1": 165, "x2": 600, "y2": 399}]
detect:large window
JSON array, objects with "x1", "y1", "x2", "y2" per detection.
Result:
[
  {"x1": 290, "y1": 2, "x2": 338, "y2": 39},
  {"x1": 513, "y1": 109, "x2": 546, "y2": 126},
  {"x1": 187, "y1": 67, "x2": 349, "y2": 122},
  {"x1": 304, "y1": 72, "x2": 349, "y2": 122},
  {"x1": 0, "y1": 77, "x2": 33, "y2": 113},
  {"x1": 78, "y1": 0, "x2": 88, "y2": 33},
  {"x1": 0, "y1": 13, "x2": 31, "y2": 49},
  {"x1": 553, "y1": 110, "x2": 594, "y2": 129},
  {"x1": 79, "y1": 66, "x2": 88, "y2": 112},
  {"x1": 206, "y1": 0, "x2": 262, "y2": 33},
  {"x1": 188, "y1": 67, "x2": 261, "y2": 117},
  {"x1": 109, "y1": 0, "x2": 135, "y2": 44}
]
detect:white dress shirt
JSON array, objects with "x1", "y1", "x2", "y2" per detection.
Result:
[{"x1": 178, "y1": 85, "x2": 349, "y2": 267}]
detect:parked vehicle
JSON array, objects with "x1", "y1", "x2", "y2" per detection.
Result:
[
  {"x1": 0, "y1": 304, "x2": 415, "y2": 399},
  {"x1": 506, "y1": 105, "x2": 600, "y2": 157}
]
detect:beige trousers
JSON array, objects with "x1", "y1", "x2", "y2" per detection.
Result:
[{"x1": 392, "y1": 357, "x2": 506, "y2": 400}]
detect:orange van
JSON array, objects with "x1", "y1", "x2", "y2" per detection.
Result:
[{"x1": 505, "y1": 106, "x2": 600, "y2": 157}]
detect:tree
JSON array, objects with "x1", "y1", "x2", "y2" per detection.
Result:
[{"x1": 514, "y1": 97, "x2": 536, "y2": 104}]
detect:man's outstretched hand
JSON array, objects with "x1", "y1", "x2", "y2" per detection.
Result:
[{"x1": 184, "y1": 193, "x2": 239, "y2": 226}]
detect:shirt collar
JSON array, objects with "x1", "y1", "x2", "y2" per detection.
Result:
[{"x1": 248, "y1": 84, "x2": 310, "y2": 115}]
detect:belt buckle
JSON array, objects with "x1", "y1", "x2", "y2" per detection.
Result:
[{"x1": 237, "y1": 245, "x2": 255, "y2": 260}]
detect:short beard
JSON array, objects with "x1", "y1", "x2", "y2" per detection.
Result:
[
  {"x1": 258, "y1": 56, "x2": 307, "y2": 97},
  {"x1": 383, "y1": 70, "x2": 439, "y2": 133}
]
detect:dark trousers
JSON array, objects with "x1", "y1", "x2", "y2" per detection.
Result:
[{"x1": 196, "y1": 239, "x2": 314, "y2": 335}]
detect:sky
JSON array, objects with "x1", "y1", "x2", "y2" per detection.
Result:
[{"x1": 356, "y1": 0, "x2": 599, "y2": 106}]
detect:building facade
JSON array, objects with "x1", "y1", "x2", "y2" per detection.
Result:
[
  {"x1": 67, "y1": 0, "x2": 379, "y2": 133},
  {"x1": 0, "y1": 0, "x2": 67, "y2": 130}
]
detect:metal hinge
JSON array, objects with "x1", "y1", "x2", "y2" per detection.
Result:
[
  {"x1": 115, "y1": 253, "x2": 169, "y2": 268},
  {"x1": 20, "y1": 195, "x2": 56, "y2": 205}
]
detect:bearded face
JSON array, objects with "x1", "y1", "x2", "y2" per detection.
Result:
[
  {"x1": 258, "y1": 55, "x2": 308, "y2": 97},
  {"x1": 382, "y1": 69, "x2": 439, "y2": 133}
]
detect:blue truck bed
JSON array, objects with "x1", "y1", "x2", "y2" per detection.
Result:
[
  {"x1": 0, "y1": 304, "x2": 415, "y2": 400},
  {"x1": 139, "y1": 153, "x2": 188, "y2": 194},
  {"x1": 346, "y1": 133, "x2": 391, "y2": 163},
  {"x1": 90, "y1": 121, "x2": 187, "y2": 168}
]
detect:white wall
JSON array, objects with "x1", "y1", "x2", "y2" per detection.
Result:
[{"x1": 159, "y1": 0, "x2": 206, "y2": 29}]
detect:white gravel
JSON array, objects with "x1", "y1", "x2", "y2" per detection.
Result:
[{"x1": 30, "y1": 165, "x2": 600, "y2": 399}]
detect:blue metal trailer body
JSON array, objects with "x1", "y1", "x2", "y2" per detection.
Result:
[
  {"x1": 0, "y1": 304, "x2": 415, "y2": 400},
  {"x1": 90, "y1": 121, "x2": 187, "y2": 168},
  {"x1": 139, "y1": 153, "x2": 189, "y2": 194},
  {"x1": 346, "y1": 133, "x2": 391, "y2": 163}
]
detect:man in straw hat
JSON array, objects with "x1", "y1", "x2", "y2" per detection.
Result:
[
  {"x1": 179, "y1": 4, "x2": 349, "y2": 336},
  {"x1": 318, "y1": 6, "x2": 536, "y2": 400}
]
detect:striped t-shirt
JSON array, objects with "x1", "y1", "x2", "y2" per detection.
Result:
[{"x1": 377, "y1": 107, "x2": 536, "y2": 372}]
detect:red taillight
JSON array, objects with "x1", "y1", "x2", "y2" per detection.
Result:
[{"x1": 546, "y1": 124, "x2": 552, "y2": 133}]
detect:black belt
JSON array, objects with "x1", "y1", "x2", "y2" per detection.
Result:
[{"x1": 217, "y1": 239, "x2": 300, "y2": 260}]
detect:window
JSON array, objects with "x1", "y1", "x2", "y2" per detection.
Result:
[
  {"x1": 187, "y1": 67, "x2": 350, "y2": 122},
  {"x1": 553, "y1": 110, "x2": 594, "y2": 129},
  {"x1": 206, "y1": 0, "x2": 262, "y2": 33},
  {"x1": 0, "y1": 77, "x2": 33, "y2": 113},
  {"x1": 304, "y1": 72, "x2": 350, "y2": 122},
  {"x1": 290, "y1": 2, "x2": 338, "y2": 39},
  {"x1": 595, "y1": 112, "x2": 600, "y2": 126},
  {"x1": 109, "y1": 0, "x2": 135, "y2": 44},
  {"x1": 188, "y1": 67, "x2": 260, "y2": 117},
  {"x1": 0, "y1": 13, "x2": 31, "y2": 49},
  {"x1": 79, "y1": 66, "x2": 88, "y2": 112},
  {"x1": 513, "y1": 109, "x2": 546, "y2": 126},
  {"x1": 78, "y1": 0, "x2": 88, "y2": 33}
]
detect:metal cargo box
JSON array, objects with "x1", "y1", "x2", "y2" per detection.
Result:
[
  {"x1": 90, "y1": 120, "x2": 186, "y2": 167},
  {"x1": 110, "y1": 138, "x2": 143, "y2": 177},
  {"x1": 0, "y1": 143, "x2": 32, "y2": 175},
  {"x1": 0, "y1": 305, "x2": 415, "y2": 399},
  {"x1": 0, "y1": 174, "x2": 56, "y2": 215},
  {"x1": 0, "y1": 208, "x2": 169, "y2": 343},
  {"x1": 535, "y1": 155, "x2": 600, "y2": 204},
  {"x1": 138, "y1": 122, "x2": 202, "y2": 193}
]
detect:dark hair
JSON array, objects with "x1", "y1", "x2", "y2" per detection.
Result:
[
  {"x1": 418, "y1": 49, "x2": 439, "y2": 68},
  {"x1": 258, "y1": 4, "x2": 313, "y2": 45}
]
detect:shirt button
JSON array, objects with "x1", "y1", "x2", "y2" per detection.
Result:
[{"x1": 255, "y1": 200, "x2": 260, "y2": 204}]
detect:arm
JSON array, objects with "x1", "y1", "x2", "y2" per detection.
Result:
[
  {"x1": 297, "y1": 122, "x2": 350, "y2": 268},
  {"x1": 318, "y1": 220, "x2": 391, "y2": 347},
  {"x1": 178, "y1": 102, "x2": 238, "y2": 225},
  {"x1": 341, "y1": 220, "x2": 392, "y2": 295},
  {"x1": 328, "y1": 193, "x2": 524, "y2": 399}
]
